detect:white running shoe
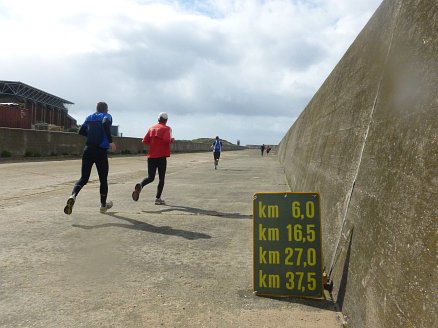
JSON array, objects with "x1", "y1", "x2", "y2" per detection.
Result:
[
  {"x1": 100, "y1": 200, "x2": 113, "y2": 213},
  {"x1": 155, "y1": 198, "x2": 165, "y2": 205}
]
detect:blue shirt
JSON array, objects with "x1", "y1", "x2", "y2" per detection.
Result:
[
  {"x1": 213, "y1": 139, "x2": 222, "y2": 152},
  {"x1": 79, "y1": 112, "x2": 113, "y2": 149}
]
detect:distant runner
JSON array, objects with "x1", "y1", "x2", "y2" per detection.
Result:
[
  {"x1": 64, "y1": 102, "x2": 116, "y2": 215},
  {"x1": 212, "y1": 136, "x2": 223, "y2": 170},
  {"x1": 132, "y1": 112, "x2": 174, "y2": 205},
  {"x1": 261, "y1": 144, "x2": 265, "y2": 156}
]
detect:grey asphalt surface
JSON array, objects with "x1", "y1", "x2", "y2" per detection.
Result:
[{"x1": 0, "y1": 149, "x2": 342, "y2": 328}]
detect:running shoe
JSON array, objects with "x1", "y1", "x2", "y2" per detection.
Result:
[
  {"x1": 155, "y1": 198, "x2": 165, "y2": 205},
  {"x1": 100, "y1": 200, "x2": 113, "y2": 213},
  {"x1": 64, "y1": 195, "x2": 76, "y2": 215},
  {"x1": 132, "y1": 183, "x2": 142, "y2": 201}
]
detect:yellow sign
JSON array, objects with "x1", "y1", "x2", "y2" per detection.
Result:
[{"x1": 253, "y1": 192, "x2": 323, "y2": 297}]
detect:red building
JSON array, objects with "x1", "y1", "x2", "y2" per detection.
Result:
[{"x1": 0, "y1": 80, "x2": 77, "y2": 131}]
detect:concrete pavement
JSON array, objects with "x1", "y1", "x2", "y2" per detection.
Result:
[{"x1": 0, "y1": 150, "x2": 343, "y2": 327}]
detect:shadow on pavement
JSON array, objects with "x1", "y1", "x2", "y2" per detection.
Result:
[
  {"x1": 261, "y1": 294, "x2": 339, "y2": 312},
  {"x1": 220, "y1": 168, "x2": 250, "y2": 172},
  {"x1": 240, "y1": 288, "x2": 338, "y2": 312},
  {"x1": 72, "y1": 212, "x2": 211, "y2": 240},
  {"x1": 141, "y1": 204, "x2": 251, "y2": 220}
]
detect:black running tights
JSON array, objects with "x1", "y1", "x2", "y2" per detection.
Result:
[
  {"x1": 141, "y1": 157, "x2": 167, "y2": 199},
  {"x1": 72, "y1": 146, "x2": 109, "y2": 205}
]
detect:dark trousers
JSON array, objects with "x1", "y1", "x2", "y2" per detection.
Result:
[
  {"x1": 213, "y1": 151, "x2": 221, "y2": 160},
  {"x1": 141, "y1": 157, "x2": 167, "y2": 199},
  {"x1": 72, "y1": 146, "x2": 109, "y2": 205}
]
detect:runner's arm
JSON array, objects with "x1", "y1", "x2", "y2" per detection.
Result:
[
  {"x1": 102, "y1": 117, "x2": 113, "y2": 143},
  {"x1": 162, "y1": 127, "x2": 172, "y2": 144},
  {"x1": 142, "y1": 130, "x2": 151, "y2": 145},
  {"x1": 78, "y1": 123, "x2": 88, "y2": 137}
]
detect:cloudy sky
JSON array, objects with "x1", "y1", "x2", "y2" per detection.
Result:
[{"x1": 0, "y1": 0, "x2": 382, "y2": 145}]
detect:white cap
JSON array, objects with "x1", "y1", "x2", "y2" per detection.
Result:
[{"x1": 158, "y1": 112, "x2": 168, "y2": 120}]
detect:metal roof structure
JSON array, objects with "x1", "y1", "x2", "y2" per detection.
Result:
[{"x1": 0, "y1": 80, "x2": 73, "y2": 111}]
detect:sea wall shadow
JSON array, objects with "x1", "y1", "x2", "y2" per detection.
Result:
[
  {"x1": 337, "y1": 227, "x2": 354, "y2": 311},
  {"x1": 244, "y1": 291, "x2": 338, "y2": 312}
]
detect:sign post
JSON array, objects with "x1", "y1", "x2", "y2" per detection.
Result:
[{"x1": 253, "y1": 192, "x2": 323, "y2": 298}]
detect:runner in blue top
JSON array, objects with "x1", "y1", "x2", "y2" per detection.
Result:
[
  {"x1": 212, "y1": 136, "x2": 223, "y2": 170},
  {"x1": 64, "y1": 102, "x2": 116, "y2": 215}
]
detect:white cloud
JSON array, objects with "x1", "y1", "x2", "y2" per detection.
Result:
[{"x1": 0, "y1": 0, "x2": 382, "y2": 145}]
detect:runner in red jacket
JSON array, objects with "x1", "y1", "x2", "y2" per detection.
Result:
[{"x1": 132, "y1": 112, "x2": 174, "y2": 205}]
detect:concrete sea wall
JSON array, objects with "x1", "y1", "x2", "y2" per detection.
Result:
[
  {"x1": 0, "y1": 127, "x2": 243, "y2": 158},
  {"x1": 278, "y1": 0, "x2": 437, "y2": 327}
]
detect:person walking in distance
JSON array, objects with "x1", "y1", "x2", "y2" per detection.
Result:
[
  {"x1": 261, "y1": 144, "x2": 265, "y2": 156},
  {"x1": 64, "y1": 102, "x2": 116, "y2": 215},
  {"x1": 212, "y1": 136, "x2": 223, "y2": 170},
  {"x1": 132, "y1": 112, "x2": 174, "y2": 205}
]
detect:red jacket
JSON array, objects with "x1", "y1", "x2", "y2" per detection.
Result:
[{"x1": 142, "y1": 122, "x2": 174, "y2": 158}]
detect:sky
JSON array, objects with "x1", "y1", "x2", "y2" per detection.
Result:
[{"x1": 0, "y1": 0, "x2": 382, "y2": 145}]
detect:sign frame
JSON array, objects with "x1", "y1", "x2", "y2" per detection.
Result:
[{"x1": 252, "y1": 192, "x2": 324, "y2": 298}]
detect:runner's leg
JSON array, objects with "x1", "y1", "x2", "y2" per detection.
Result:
[
  {"x1": 156, "y1": 157, "x2": 167, "y2": 199},
  {"x1": 72, "y1": 147, "x2": 94, "y2": 197},
  {"x1": 132, "y1": 158, "x2": 158, "y2": 201},
  {"x1": 141, "y1": 158, "x2": 158, "y2": 187},
  {"x1": 64, "y1": 147, "x2": 94, "y2": 214},
  {"x1": 95, "y1": 149, "x2": 109, "y2": 206}
]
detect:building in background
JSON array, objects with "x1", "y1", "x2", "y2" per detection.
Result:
[
  {"x1": 0, "y1": 80, "x2": 77, "y2": 131},
  {"x1": 110, "y1": 125, "x2": 119, "y2": 137}
]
